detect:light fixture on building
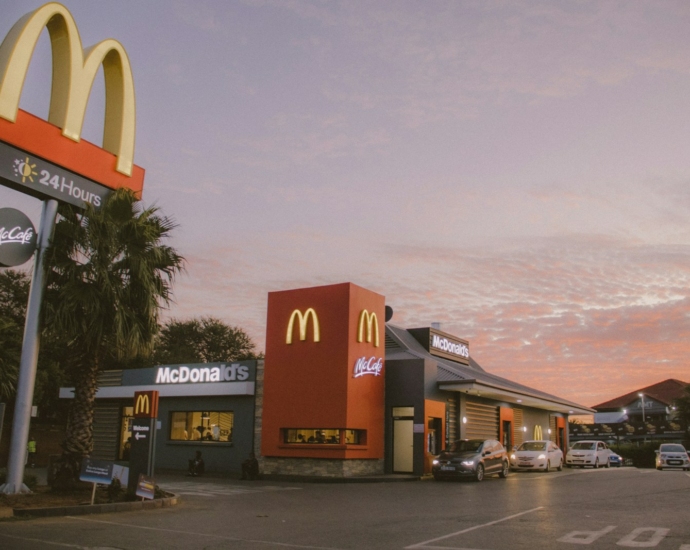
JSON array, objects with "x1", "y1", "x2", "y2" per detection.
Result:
[
  {"x1": 548, "y1": 429, "x2": 551, "y2": 434},
  {"x1": 517, "y1": 399, "x2": 522, "y2": 403},
  {"x1": 523, "y1": 426, "x2": 527, "y2": 432},
  {"x1": 462, "y1": 416, "x2": 467, "y2": 424}
]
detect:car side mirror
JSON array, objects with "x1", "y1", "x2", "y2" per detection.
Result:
[{"x1": 483, "y1": 450, "x2": 491, "y2": 456}]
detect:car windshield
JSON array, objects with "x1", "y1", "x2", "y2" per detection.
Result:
[
  {"x1": 518, "y1": 442, "x2": 546, "y2": 452},
  {"x1": 660, "y1": 444, "x2": 686, "y2": 453},
  {"x1": 449, "y1": 440, "x2": 483, "y2": 453},
  {"x1": 571, "y1": 442, "x2": 596, "y2": 450}
]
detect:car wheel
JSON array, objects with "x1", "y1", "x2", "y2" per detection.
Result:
[
  {"x1": 557, "y1": 459, "x2": 563, "y2": 471},
  {"x1": 433, "y1": 474, "x2": 442, "y2": 481},
  {"x1": 605, "y1": 458, "x2": 610, "y2": 469},
  {"x1": 474, "y1": 464, "x2": 484, "y2": 482},
  {"x1": 499, "y1": 462, "x2": 509, "y2": 478},
  {"x1": 656, "y1": 467, "x2": 662, "y2": 471},
  {"x1": 544, "y1": 460, "x2": 550, "y2": 472},
  {"x1": 593, "y1": 458, "x2": 599, "y2": 469}
]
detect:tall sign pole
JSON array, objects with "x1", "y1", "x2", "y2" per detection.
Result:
[
  {"x1": 0, "y1": 3, "x2": 145, "y2": 494},
  {"x1": 128, "y1": 391, "x2": 159, "y2": 494},
  {"x1": 1, "y1": 199, "x2": 57, "y2": 493}
]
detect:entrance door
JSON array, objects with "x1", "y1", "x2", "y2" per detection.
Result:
[
  {"x1": 502, "y1": 420, "x2": 512, "y2": 450},
  {"x1": 392, "y1": 406, "x2": 414, "y2": 473}
]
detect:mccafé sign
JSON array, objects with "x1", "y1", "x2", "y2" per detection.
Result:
[
  {"x1": 0, "y1": 207, "x2": 37, "y2": 267},
  {"x1": 155, "y1": 363, "x2": 250, "y2": 384}
]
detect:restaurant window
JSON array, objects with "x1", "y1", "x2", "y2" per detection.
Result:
[
  {"x1": 119, "y1": 406, "x2": 133, "y2": 460},
  {"x1": 170, "y1": 411, "x2": 234, "y2": 442},
  {"x1": 283, "y1": 429, "x2": 365, "y2": 445}
]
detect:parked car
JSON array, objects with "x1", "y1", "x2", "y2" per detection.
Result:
[
  {"x1": 510, "y1": 440, "x2": 563, "y2": 472},
  {"x1": 655, "y1": 443, "x2": 690, "y2": 471},
  {"x1": 432, "y1": 439, "x2": 509, "y2": 481},
  {"x1": 565, "y1": 440, "x2": 612, "y2": 468},
  {"x1": 608, "y1": 452, "x2": 623, "y2": 467}
]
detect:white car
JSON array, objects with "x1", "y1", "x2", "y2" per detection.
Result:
[
  {"x1": 655, "y1": 443, "x2": 690, "y2": 471},
  {"x1": 510, "y1": 440, "x2": 563, "y2": 472},
  {"x1": 566, "y1": 440, "x2": 612, "y2": 468}
]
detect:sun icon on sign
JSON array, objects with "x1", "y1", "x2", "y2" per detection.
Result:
[{"x1": 14, "y1": 156, "x2": 38, "y2": 183}]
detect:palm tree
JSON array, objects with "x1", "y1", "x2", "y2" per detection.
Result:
[{"x1": 44, "y1": 188, "x2": 184, "y2": 486}]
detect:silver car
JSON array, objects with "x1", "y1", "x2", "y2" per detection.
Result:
[{"x1": 655, "y1": 443, "x2": 690, "y2": 471}]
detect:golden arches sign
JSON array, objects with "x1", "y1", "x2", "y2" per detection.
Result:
[
  {"x1": 0, "y1": 2, "x2": 136, "y2": 176},
  {"x1": 135, "y1": 393, "x2": 150, "y2": 416},
  {"x1": 286, "y1": 308, "x2": 320, "y2": 344},
  {"x1": 357, "y1": 309, "x2": 379, "y2": 347},
  {"x1": 533, "y1": 425, "x2": 543, "y2": 440}
]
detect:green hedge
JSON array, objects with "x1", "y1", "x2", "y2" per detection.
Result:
[{"x1": 609, "y1": 443, "x2": 661, "y2": 469}]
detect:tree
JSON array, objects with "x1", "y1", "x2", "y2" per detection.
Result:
[
  {"x1": 153, "y1": 316, "x2": 260, "y2": 365},
  {"x1": 673, "y1": 384, "x2": 690, "y2": 444},
  {"x1": 44, "y1": 188, "x2": 184, "y2": 486},
  {"x1": 0, "y1": 270, "x2": 29, "y2": 401}
]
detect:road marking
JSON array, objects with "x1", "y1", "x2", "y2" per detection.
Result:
[
  {"x1": 558, "y1": 526, "x2": 617, "y2": 544},
  {"x1": 157, "y1": 481, "x2": 302, "y2": 498},
  {"x1": 616, "y1": 527, "x2": 669, "y2": 547},
  {"x1": 68, "y1": 516, "x2": 342, "y2": 550},
  {"x1": 404, "y1": 507, "x2": 543, "y2": 549}
]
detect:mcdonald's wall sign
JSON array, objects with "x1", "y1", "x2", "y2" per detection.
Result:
[
  {"x1": 261, "y1": 282, "x2": 386, "y2": 460},
  {"x1": 133, "y1": 390, "x2": 159, "y2": 419},
  {"x1": 0, "y1": 3, "x2": 144, "y2": 207}
]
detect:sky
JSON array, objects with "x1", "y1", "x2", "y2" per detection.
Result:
[{"x1": 2, "y1": 0, "x2": 690, "y2": 409}]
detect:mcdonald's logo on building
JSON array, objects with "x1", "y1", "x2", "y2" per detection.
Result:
[
  {"x1": 133, "y1": 390, "x2": 159, "y2": 419},
  {"x1": 0, "y1": 2, "x2": 137, "y2": 178},
  {"x1": 286, "y1": 308, "x2": 320, "y2": 344},
  {"x1": 357, "y1": 309, "x2": 379, "y2": 347},
  {"x1": 533, "y1": 425, "x2": 543, "y2": 440}
]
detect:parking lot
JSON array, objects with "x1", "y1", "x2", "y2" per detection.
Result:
[{"x1": 0, "y1": 467, "x2": 688, "y2": 549}]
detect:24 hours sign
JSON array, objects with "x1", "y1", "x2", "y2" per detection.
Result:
[{"x1": 0, "y1": 140, "x2": 112, "y2": 209}]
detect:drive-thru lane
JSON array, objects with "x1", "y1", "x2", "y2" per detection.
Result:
[{"x1": 0, "y1": 468, "x2": 688, "y2": 549}]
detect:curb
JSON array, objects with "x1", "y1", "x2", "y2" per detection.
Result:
[
  {"x1": 258, "y1": 474, "x2": 421, "y2": 484},
  {"x1": 12, "y1": 493, "x2": 180, "y2": 518}
]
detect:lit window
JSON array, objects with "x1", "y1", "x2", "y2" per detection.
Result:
[
  {"x1": 283, "y1": 429, "x2": 365, "y2": 445},
  {"x1": 170, "y1": 411, "x2": 233, "y2": 442}
]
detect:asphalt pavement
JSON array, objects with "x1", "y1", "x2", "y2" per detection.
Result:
[{"x1": 0, "y1": 466, "x2": 688, "y2": 549}]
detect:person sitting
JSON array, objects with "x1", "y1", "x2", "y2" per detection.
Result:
[
  {"x1": 188, "y1": 451, "x2": 205, "y2": 476},
  {"x1": 240, "y1": 452, "x2": 260, "y2": 480}
]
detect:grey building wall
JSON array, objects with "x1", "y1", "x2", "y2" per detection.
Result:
[
  {"x1": 385, "y1": 358, "x2": 426, "y2": 475},
  {"x1": 155, "y1": 394, "x2": 255, "y2": 474}
]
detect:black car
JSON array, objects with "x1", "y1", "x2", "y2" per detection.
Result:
[{"x1": 432, "y1": 439, "x2": 509, "y2": 481}]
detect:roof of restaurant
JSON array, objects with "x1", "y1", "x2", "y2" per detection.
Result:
[
  {"x1": 385, "y1": 323, "x2": 593, "y2": 414},
  {"x1": 592, "y1": 378, "x2": 689, "y2": 411}
]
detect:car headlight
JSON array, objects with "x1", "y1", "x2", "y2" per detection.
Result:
[
  {"x1": 461, "y1": 460, "x2": 474, "y2": 466},
  {"x1": 538, "y1": 454, "x2": 546, "y2": 460},
  {"x1": 510, "y1": 454, "x2": 516, "y2": 460}
]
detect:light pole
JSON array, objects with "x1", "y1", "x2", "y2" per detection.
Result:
[{"x1": 639, "y1": 393, "x2": 645, "y2": 423}]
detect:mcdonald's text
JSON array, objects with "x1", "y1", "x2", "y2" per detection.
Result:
[
  {"x1": 155, "y1": 364, "x2": 249, "y2": 384},
  {"x1": 353, "y1": 356, "x2": 383, "y2": 378},
  {"x1": 431, "y1": 334, "x2": 469, "y2": 358}
]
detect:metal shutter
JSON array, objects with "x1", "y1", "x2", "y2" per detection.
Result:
[
  {"x1": 549, "y1": 416, "x2": 557, "y2": 443},
  {"x1": 465, "y1": 401, "x2": 498, "y2": 440},
  {"x1": 513, "y1": 408, "x2": 524, "y2": 447},
  {"x1": 92, "y1": 405, "x2": 120, "y2": 460}
]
